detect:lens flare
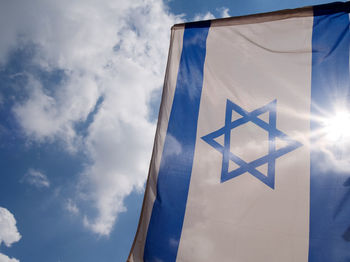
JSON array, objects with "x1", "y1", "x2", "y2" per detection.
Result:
[{"x1": 322, "y1": 111, "x2": 350, "y2": 141}]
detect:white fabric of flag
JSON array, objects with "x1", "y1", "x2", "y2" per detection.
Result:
[{"x1": 128, "y1": 2, "x2": 350, "y2": 262}]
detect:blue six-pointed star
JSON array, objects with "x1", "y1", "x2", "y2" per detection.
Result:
[{"x1": 201, "y1": 99, "x2": 302, "y2": 189}]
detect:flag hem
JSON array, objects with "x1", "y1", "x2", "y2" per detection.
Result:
[{"x1": 126, "y1": 27, "x2": 180, "y2": 262}]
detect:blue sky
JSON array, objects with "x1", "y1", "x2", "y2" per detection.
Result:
[{"x1": 0, "y1": 0, "x2": 334, "y2": 261}]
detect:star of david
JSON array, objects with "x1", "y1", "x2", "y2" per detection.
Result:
[{"x1": 201, "y1": 99, "x2": 302, "y2": 189}]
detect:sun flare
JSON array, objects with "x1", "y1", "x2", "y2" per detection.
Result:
[{"x1": 322, "y1": 111, "x2": 350, "y2": 142}]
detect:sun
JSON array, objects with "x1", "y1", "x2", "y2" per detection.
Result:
[{"x1": 322, "y1": 111, "x2": 350, "y2": 142}]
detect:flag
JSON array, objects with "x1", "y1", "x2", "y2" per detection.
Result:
[{"x1": 128, "y1": 2, "x2": 350, "y2": 261}]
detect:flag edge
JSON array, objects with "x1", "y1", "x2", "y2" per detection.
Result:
[{"x1": 172, "y1": 1, "x2": 350, "y2": 30}]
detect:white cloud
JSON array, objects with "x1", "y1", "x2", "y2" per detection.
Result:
[
  {"x1": 193, "y1": 12, "x2": 215, "y2": 21},
  {"x1": 0, "y1": 253, "x2": 19, "y2": 262},
  {"x1": 192, "y1": 7, "x2": 230, "y2": 22},
  {"x1": 0, "y1": 208, "x2": 21, "y2": 247},
  {"x1": 13, "y1": 75, "x2": 87, "y2": 151},
  {"x1": 1, "y1": 0, "x2": 182, "y2": 235},
  {"x1": 21, "y1": 168, "x2": 50, "y2": 188},
  {"x1": 0, "y1": 208, "x2": 21, "y2": 262},
  {"x1": 65, "y1": 199, "x2": 79, "y2": 215},
  {"x1": 217, "y1": 7, "x2": 230, "y2": 18}
]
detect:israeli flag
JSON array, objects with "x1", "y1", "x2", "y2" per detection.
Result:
[{"x1": 128, "y1": 2, "x2": 350, "y2": 262}]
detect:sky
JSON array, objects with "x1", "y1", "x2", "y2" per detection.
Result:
[{"x1": 0, "y1": 0, "x2": 335, "y2": 261}]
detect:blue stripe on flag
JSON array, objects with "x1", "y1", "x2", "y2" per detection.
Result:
[
  {"x1": 144, "y1": 21, "x2": 210, "y2": 262},
  {"x1": 310, "y1": 3, "x2": 350, "y2": 261}
]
